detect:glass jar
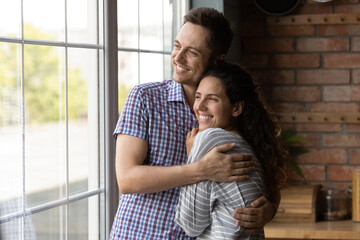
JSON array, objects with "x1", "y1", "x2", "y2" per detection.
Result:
[{"x1": 319, "y1": 188, "x2": 351, "y2": 221}]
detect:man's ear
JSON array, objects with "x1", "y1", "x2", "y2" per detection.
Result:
[{"x1": 232, "y1": 101, "x2": 244, "y2": 117}]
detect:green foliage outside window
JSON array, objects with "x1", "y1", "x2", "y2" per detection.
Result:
[{"x1": 0, "y1": 24, "x2": 87, "y2": 125}]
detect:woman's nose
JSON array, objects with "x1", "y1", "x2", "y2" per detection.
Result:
[{"x1": 197, "y1": 99, "x2": 207, "y2": 111}]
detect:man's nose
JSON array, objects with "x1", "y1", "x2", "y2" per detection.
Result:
[{"x1": 174, "y1": 49, "x2": 185, "y2": 62}]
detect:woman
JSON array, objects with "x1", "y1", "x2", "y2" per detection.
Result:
[{"x1": 175, "y1": 61, "x2": 287, "y2": 239}]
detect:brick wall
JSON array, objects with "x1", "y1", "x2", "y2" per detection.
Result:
[{"x1": 233, "y1": 0, "x2": 360, "y2": 188}]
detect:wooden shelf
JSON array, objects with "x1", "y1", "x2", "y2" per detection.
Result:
[
  {"x1": 265, "y1": 220, "x2": 360, "y2": 239},
  {"x1": 276, "y1": 112, "x2": 360, "y2": 123},
  {"x1": 267, "y1": 13, "x2": 360, "y2": 25}
]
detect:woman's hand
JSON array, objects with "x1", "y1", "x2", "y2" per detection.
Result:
[
  {"x1": 232, "y1": 196, "x2": 277, "y2": 233},
  {"x1": 186, "y1": 128, "x2": 199, "y2": 157}
]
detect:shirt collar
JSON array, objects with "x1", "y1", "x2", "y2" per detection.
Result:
[{"x1": 168, "y1": 80, "x2": 186, "y2": 103}]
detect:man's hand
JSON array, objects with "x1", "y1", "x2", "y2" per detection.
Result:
[
  {"x1": 198, "y1": 143, "x2": 255, "y2": 182},
  {"x1": 232, "y1": 196, "x2": 276, "y2": 234}
]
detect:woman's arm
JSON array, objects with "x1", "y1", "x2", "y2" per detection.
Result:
[{"x1": 175, "y1": 181, "x2": 212, "y2": 237}]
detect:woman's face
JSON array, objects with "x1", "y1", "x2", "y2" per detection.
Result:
[{"x1": 193, "y1": 76, "x2": 241, "y2": 132}]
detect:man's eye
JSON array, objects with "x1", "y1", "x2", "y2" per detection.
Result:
[{"x1": 188, "y1": 51, "x2": 197, "y2": 56}]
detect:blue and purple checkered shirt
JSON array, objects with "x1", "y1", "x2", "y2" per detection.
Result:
[{"x1": 109, "y1": 80, "x2": 198, "y2": 239}]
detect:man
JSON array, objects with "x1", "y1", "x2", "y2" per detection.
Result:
[{"x1": 109, "y1": 7, "x2": 278, "y2": 240}]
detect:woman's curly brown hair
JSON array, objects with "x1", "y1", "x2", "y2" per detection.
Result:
[{"x1": 200, "y1": 61, "x2": 288, "y2": 196}]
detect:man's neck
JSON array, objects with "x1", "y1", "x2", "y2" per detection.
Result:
[{"x1": 182, "y1": 84, "x2": 196, "y2": 109}]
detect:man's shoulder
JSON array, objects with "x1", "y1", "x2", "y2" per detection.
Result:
[{"x1": 133, "y1": 80, "x2": 173, "y2": 93}]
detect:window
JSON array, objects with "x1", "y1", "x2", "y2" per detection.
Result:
[
  {"x1": 117, "y1": 0, "x2": 188, "y2": 112},
  {"x1": 0, "y1": 0, "x2": 105, "y2": 239},
  {"x1": 0, "y1": 0, "x2": 187, "y2": 239}
]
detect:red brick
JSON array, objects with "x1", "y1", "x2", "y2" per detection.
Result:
[
  {"x1": 347, "y1": 123, "x2": 360, "y2": 132},
  {"x1": 272, "y1": 86, "x2": 321, "y2": 102},
  {"x1": 309, "y1": 103, "x2": 360, "y2": 112},
  {"x1": 351, "y1": 37, "x2": 360, "y2": 51},
  {"x1": 272, "y1": 54, "x2": 320, "y2": 68},
  {"x1": 240, "y1": 54, "x2": 269, "y2": 69},
  {"x1": 336, "y1": 5, "x2": 360, "y2": 13},
  {"x1": 308, "y1": 0, "x2": 358, "y2": 3},
  {"x1": 323, "y1": 134, "x2": 360, "y2": 147},
  {"x1": 297, "y1": 69, "x2": 350, "y2": 84},
  {"x1": 353, "y1": 70, "x2": 360, "y2": 84},
  {"x1": 297, "y1": 38, "x2": 349, "y2": 52},
  {"x1": 287, "y1": 165, "x2": 326, "y2": 182},
  {"x1": 241, "y1": 21, "x2": 264, "y2": 37},
  {"x1": 297, "y1": 123, "x2": 342, "y2": 132},
  {"x1": 323, "y1": 86, "x2": 360, "y2": 101},
  {"x1": 293, "y1": 4, "x2": 333, "y2": 14},
  {"x1": 300, "y1": 133, "x2": 321, "y2": 147},
  {"x1": 324, "y1": 54, "x2": 360, "y2": 68},
  {"x1": 254, "y1": 70, "x2": 295, "y2": 85},
  {"x1": 300, "y1": 165, "x2": 326, "y2": 181},
  {"x1": 298, "y1": 148, "x2": 348, "y2": 164},
  {"x1": 352, "y1": 149, "x2": 360, "y2": 164},
  {"x1": 267, "y1": 25, "x2": 316, "y2": 37},
  {"x1": 243, "y1": 38, "x2": 295, "y2": 53},
  {"x1": 269, "y1": 103, "x2": 306, "y2": 112},
  {"x1": 329, "y1": 165, "x2": 359, "y2": 181},
  {"x1": 319, "y1": 25, "x2": 360, "y2": 36},
  {"x1": 240, "y1": 6, "x2": 266, "y2": 21}
]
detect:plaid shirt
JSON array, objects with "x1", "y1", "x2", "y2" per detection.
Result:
[{"x1": 110, "y1": 80, "x2": 198, "y2": 240}]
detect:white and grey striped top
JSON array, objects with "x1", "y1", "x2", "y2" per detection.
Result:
[{"x1": 175, "y1": 128, "x2": 267, "y2": 240}]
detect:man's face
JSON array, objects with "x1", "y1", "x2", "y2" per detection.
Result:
[{"x1": 171, "y1": 22, "x2": 212, "y2": 88}]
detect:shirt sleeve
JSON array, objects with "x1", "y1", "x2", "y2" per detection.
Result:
[{"x1": 113, "y1": 85, "x2": 149, "y2": 141}]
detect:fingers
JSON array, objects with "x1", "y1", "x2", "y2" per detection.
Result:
[
  {"x1": 213, "y1": 143, "x2": 236, "y2": 153},
  {"x1": 250, "y1": 196, "x2": 268, "y2": 208}
]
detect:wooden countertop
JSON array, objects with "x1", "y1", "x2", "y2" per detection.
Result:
[{"x1": 264, "y1": 220, "x2": 360, "y2": 239}]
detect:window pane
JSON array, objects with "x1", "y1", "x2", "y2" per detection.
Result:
[
  {"x1": 0, "y1": 0, "x2": 21, "y2": 38},
  {"x1": 163, "y1": 1, "x2": 173, "y2": 52},
  {"x1": 139, "y1": 0, "x2": 163, "y2": 51},
  {"x1": 0, "y1": 42, "x2": 22, "y2": 214},
  {"x1": 164, "y1": 54, "x2": 172, "y2": 80},
  {"x1": 118, "y1": 51, "x2": 138, "y2": 113},
  {"x1": 0, "y1": 213, "x2": 36, "y2": 239},
  {"x1": 24, "y1": 45, "x2": 66, "y2": 207},
  {"x1": 31, "y1": 206, "x2": 65, "y2": 240},
  {"x1": 68, "y1": 48, "x2": 99, "y2": 196},
  {"x1": 118, "y1": 0, "x2": 138, "y2": 49},
  {"x1": 68, "y1": 195, "x2": 101, "y2": 240},
  {"x1": 139, "y1": 52, "x2": 163, "y2": 84},
  {"x1": 67, "y1": 0, "x2": 98, "y2": 44},
  {"x1": 24, "y1": 0, "x2": 65, "y2": 41}
]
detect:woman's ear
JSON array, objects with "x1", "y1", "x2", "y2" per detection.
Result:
[{"x1": 232, "y1": 101, "x2": 244, "y2": 117}]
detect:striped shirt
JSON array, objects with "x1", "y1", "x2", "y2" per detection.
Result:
[
  {"x1": 109, "y1": 80, "x2": 198, "y2": 240},
  {"x1": 175, "y1": 128, "x2": 267, "y2": 240}
]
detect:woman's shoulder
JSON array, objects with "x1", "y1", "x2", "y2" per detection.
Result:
[{"x1": 197, "y1": 128, "x2": 242, "y2": 141}]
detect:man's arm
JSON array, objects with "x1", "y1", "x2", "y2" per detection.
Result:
[{"x1": 115, "y1": 134, "x2": 254, "y2": 194}]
